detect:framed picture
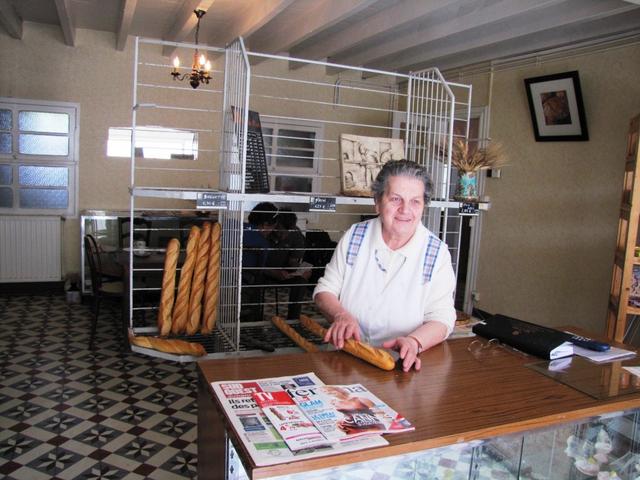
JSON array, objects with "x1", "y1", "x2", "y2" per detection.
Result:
[
  {"x1": 524, "y1": 71, "x2": 589, "y2": 141},
  {"x1": 339, "y1": 134, "x2": 404, "y2": 197}
]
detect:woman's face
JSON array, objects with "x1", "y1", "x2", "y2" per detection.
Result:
[{"x1": 375, "y1": 175, "x2": 425, "y2": 243}]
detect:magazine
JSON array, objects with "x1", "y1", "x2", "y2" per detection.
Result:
[
  {"x1": 252, "y1": 391, "x2": 330, "y2": 451},
  {"x1": 211, "y1": 373, "x2": 388, "y2": 467},
  {"x1": 287, "y1": 384, "x2": 414, "y2": 442}
]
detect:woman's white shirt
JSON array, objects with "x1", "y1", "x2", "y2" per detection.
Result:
[{"x1": 313, "y1": 217, "x2": 456, "y2": 346}]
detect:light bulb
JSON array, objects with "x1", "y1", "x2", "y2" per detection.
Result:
[
  {"x1": 199, "y1": 54, "x2": 206, "y2": 67},
  {"x1": 205, "y1": 60, "x2": 212, "y2": 72},
  {"x1": 173, "y1": 57, "x2": 180, "y2": 69}
]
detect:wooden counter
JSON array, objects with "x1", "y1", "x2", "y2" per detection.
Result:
[{"x1": 197, "y1": 336, "x2": 640, "y2": 479}]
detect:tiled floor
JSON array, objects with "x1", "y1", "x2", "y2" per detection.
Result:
[{"x1": 0, "y1": 295, "x2": 198, "y2": 480}]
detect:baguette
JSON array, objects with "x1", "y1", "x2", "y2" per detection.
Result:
[
  {"x1": 171, "y1": 226, "x2": 200, "y2": 334},
  {"x1": 157, "y1": 238, "x2": 180, "y2": 337},
  {"x1": 271, "y1": 316, "x2": 319, "y2": 353},
  {"x1": 202, "y1": 222, "x2": 222, "y2": 334},
  {"x1": 128, "y1": 332, "x2": 206, "y2": 357},
  {"x1": 299, "y1": 314, "x2": 395, "y2": 371},
  {"x1": 186, "y1": 222, "x2": 212, "y2": 335}
]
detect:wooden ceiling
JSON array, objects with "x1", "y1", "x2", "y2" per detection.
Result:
[{"x1": 1, "y1": 0, "x2": 639, "y2": 74}]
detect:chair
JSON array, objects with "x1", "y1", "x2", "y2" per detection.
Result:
[
  {"x1": 84, "y1": 234, "x2": 125, "y2": 349},
  {"x1": 118, "y1": 217, "x2": 152, "y2": 249}
]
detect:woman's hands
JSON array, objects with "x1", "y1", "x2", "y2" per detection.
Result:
[
  {"x1": 324, "y1": 311, "x2": 361, "y2": 349},
  {"x1": 382, "y1": 336, "x2": 422, "y2": 372}
]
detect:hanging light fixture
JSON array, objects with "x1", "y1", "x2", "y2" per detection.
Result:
[{"x1": 171, "y1": 9, "x2": 212, "y2": 89}]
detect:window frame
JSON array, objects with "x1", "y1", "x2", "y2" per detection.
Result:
[
  {"x1": 261, "y1": 118, "x2": 324, "y2": 194},
  {"x1": 106, "y1": 126, "x2": 199, "y2": 161},
  {"x1": 0, "y1": 97, "x2": 80, "y2": 217}
]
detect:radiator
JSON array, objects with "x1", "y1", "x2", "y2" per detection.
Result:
[{"x1": 0, "y1": 215, "x2": 62, "y2": 282}]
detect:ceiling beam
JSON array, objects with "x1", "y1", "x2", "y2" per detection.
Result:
[
  {"x1": 162, "y1": 0, "x2": 216, "y2": 57},
  {"x1": 0, "y1": 0, "x2": 22, "y2": 39},
  {"x1": 289, "y1": 0, "x2": 461, "y2": 66},
  {"x1": 220, "y1": 0, "x2": 295, "y2": 43},
  {"x1": 329, "y1": 0, "x2": 565, "y2": 72},
  {"x1": 408, "y1": 18, "x2": 640, "y2": 75},
  {"x1": 116, "y1": 0, "x2": 138, "y2": 51},
  {"x1": 363, "y1": 0, "x2": 640, "y2": 74},
  {"x1": 54, "y1": 0, "x2": 75, "y2": 46},
  {"x1": 246, "y1": 0, "x2": 378, "y2": 56}
]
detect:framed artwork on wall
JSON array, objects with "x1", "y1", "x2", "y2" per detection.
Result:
[{"x1": 524, "y1": 71, "x2": 589, "y2": 142}]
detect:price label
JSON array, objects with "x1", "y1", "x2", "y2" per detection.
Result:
[
  {"x1": 459, "y1": 202, "x2": 479, "y2": 216},
  {"x1": 197, "y1": 192, "x2": 228, "y2": 209},
  {"x1": 309, "y1": 196, "x2": 336, "y2": 212}
]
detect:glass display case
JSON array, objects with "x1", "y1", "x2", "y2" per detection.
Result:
[
  {"x1": 226, "y1": 409, "x2": 640, "y2": 480},
  {"x1": 80, "y1": 209, "x2": 216, "y2": 293}
]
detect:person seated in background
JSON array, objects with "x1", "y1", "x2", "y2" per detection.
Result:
[
  {"x1": 241, "y1": 202, "x2": 278, "y2": 321},
  {"x1": 265, "y1": 209, "x2": 310, "y2": 320}
]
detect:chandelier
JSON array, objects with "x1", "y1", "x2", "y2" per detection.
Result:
[{"x1": 171, "y1": 9, "x2": 212, "y2": 89}]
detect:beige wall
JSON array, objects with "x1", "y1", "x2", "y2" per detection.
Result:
[
  {"x1": 0, "y1": 23, "x2": 395, "y2": 277},
  {"x1": 453, "y1": 44, "x2": 640, "y2": 333},
  {"x1": 1, "y1": 23, "x2": 136, "y2": 276}
]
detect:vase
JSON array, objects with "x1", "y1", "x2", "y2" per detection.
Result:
[{"x1": 454, "y1": 171, "x2": 478, "y2": 202}]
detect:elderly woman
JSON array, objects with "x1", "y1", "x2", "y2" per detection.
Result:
[{"x1": 313, "y1": 160, "x2": 456, "y2": 372}]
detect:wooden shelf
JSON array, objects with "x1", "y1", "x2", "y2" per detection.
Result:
[
  {"x1": 628, "y1": 305, "x2": 640, "y2": 315},
  {"x1": 608, "y1": 113, "x2": 640, "y2": 342}
]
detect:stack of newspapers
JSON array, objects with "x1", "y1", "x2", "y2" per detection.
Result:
[
  {"x1": 253, "y1": 383, "x2": 414, "y2": 452},
  {"x1": 211, "y1": 373, "x2": 413, "y2": 466}
]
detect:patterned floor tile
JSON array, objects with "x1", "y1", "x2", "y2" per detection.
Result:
[{"x1": 0, "y1": 295, "x2": 197, "y2": 480}]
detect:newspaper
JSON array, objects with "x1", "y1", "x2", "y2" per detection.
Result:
[
  {"x1": 287, "y1": 384, "x2": 414, "y2": 442},
  {"x1": 211, "y1": 373, "x2": 388, "y2": 467}
]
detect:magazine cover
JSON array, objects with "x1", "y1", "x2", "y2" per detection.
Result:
[
  {"x1": 211, "y1": 374, "x2": 388, "y2": 466},
  {"x1": 287, "y1": 384, "x2": 414, "y2": 442},
  {"x1": 252, "y1": 391, "x2": 330, "y2": 451}
]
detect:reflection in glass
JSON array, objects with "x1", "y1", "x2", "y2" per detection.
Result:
[
  {"x1": 0, "y1": 164, "x2": 12, "y2": 184},
  {"x1": 18, "y1": 111, "x2": 69, "y2": 133},
  {"x1": 19, "y1": 165, "x2": 68, "y2": 187},
  {"x1": 19, "y1": 188, "x2": 68, "y2": 209},
  {"x1": 19, "y1": 134, "x2": 69, "y2": 156},
  {"x1": 275, "y1": 147, "x2": 314, "y2": 168},
  {"x1": 279, "y1": 129, "x2": 315, "y2": 149},
  {"x1": 0, "y1": 109, "x2": 11, "y2": 130},
  {"x1": 0, "y1": 187, "x2": 12, "y2": 207},
  {"x1": 274, "y1": 176, "x2": 312, "y2": 192},
  {"x1": 0, "y1": 133, "x2": 11, "y2": 154}
]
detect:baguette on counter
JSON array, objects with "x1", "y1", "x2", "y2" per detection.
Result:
[
  {"x1": 271, "y1": 316, "x2": 319, "y2": 353},
  {"x1": 299, "y1": 315, "x2": 395, "y2": 371}
]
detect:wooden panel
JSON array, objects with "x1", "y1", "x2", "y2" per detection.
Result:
[{"x1": 198, "y1": 335, "x2": 640, "y2": 479}]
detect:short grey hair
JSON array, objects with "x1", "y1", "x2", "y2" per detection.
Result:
[{"x1": 371, "y1": 160, "x2": 433, "y2": 203}]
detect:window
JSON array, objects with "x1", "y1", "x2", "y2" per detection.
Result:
[
  {"x1": 0, "y1": 98, "x2": 79, "y2": 216},
  {"x1": 261, "y1": 120, "x2": 323, "y2": 193},
  {"x1": 107, "y1": 127, "x2": 199, "y2": 160}
]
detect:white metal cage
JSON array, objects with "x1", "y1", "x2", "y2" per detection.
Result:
[{"x1": 126, "y1": 36, "x2": 472, "y2": 360}]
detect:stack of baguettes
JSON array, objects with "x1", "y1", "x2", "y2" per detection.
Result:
[{"x1": 129, "y1": 221, "x2": 222, "y2": 357}]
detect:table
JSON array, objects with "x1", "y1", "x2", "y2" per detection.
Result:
[{"x1": 197, "y1": 334, "x2": 640, "y2": 479}]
